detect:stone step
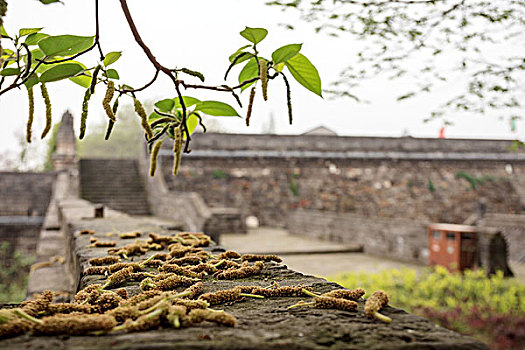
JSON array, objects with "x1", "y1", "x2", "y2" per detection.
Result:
[{"x1": 79, "y1": 158, "x2": 151, "y2": 216}]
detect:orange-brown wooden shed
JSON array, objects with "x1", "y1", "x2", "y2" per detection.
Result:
[{"x1": 428, "y1": 223, "x2": 478, "y2": 272}]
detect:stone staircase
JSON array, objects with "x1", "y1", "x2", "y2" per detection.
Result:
[{"x1": 79, "y1": 159, "x2": 151, "y2": 216}]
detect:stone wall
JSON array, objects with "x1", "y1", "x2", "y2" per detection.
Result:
[
  {"x1": 164, "y1": 156, "x2": 523, "y2": 227},
  {"x1": 139, "y1": 149, "x2": 246, "y2": 240},
  {"x1": 0, "y1": 218, "x2": 43, "y2": 265},
  {"x1": 0, "y1": 172, "x2": 56, "y2": 216},
  {"x1": 477, "y1": 213, "x2": 525, "y2": 262},
  {"x1": 288, "y1": 209, "x2": 429, "y2": 263}
]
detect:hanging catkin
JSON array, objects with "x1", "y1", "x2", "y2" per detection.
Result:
[
  {"x1": 26, "y1": 88, "x2": 34, "y2": 143},
  {"x1": 0, "y1": 1, "x2": 6, "y2": 65},
  {"x1": 259, "y1": 59, "x2": 268, "y2": 101},
  {"x1": 79, "y1": 89, "x2": 91, "y2": 139},
  {"x1": 246, "y1": 86, "x2": 256, "y2": 126},
  {"x1": 89, "y1": 65, "x2": 101, "y2": 94},
  {"x1": 149, "y1": 138, "x2": 164, "y2": 177},
  {"x1": 282, "y1": 74, "x2": 293, "y2": 125},
  {"x1": 172, "y1": 126, "x2": 182, "y2": 175},
  {"x1": 102, "y1": 81, "x2": 116, "y2": 121},
  {"x1": 40, "y1": 84, "x2": 52, "y2": 139},
  {"x1": 134, "y1": 98, "x2": 153, "y2": 140}
]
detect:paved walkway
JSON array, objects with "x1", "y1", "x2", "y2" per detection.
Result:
[{"x1": 221, "y1": 227, "x2": 525, "y2": 284}]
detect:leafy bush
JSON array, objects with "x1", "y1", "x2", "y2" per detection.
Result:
[
  {"x1": 330, "y1": 266, "x2": 525, "y2": 349},
  {"x1": 0, "y1": 242, "x2": 34, "y2": 304}
]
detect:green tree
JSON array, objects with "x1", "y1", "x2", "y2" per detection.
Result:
[
  {"x1": 268, "y1": 0, "x2": 525, "y2": 125},
  {"x1": 0, "y1": 0, "x2": 322, "y2": 175}
]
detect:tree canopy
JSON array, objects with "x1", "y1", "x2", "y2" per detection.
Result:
[
  {"x1": 268, "y1": 0, "x2": 525, "y2": 127},
  {"x1": 0, "y1": 0, "x2": 322, "y2": 175}
]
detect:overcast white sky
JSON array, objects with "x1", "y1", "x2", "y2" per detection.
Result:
[{"x1": 0, "y1": 0, "x2": 522, "y2": 163}]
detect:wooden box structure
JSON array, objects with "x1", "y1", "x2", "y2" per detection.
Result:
[{"x1": 428, "y1": 223, "x2": 478, "y2": 271}]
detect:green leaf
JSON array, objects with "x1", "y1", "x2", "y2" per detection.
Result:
[
  {"x1": 103, "y1": 51, "x2": 122, "y2": 66},
  {"x1": 274, "y1": 62, "x2": 285, "y2": 72},
  {"x1": 180, "y1": 68, "x2": 205, "y2": 82},
  {"x1": 24, "y1": 74, "x2": 39, "y2": 90},
  {"x1": 240, "y1": 27, "x2": 268, "y2": 45},
  {"x1": 194, "y1": 101, "x2": 240, "y2": 117},
  {"x1": 229, "y1": 45, "x2": 251, "y2": 62},
  {"x1": 174, "y1": 96, "x2": 201, "y2": 109},
  {"x1": 155, "y1": 99, "x2": 175, "y2": 112},
  {"x1": 184, "y1": 113, "x2": 199, "y2": 139},
  {"x1": 285, "y1": 53, "x2": 322, "y2": 97},
  {"x1": 0, "y1": 26, "x2": 10, "y2": 39},
  {"x1": 38, "y1": 0, "x2": 62, "y2": 4},
  {"x1": 104, "y1": 69, "x2": 119, "y2": 80},
  {"x1": 39, "y1": 62, "x2": 84, "y2": 83},
  {"x1": 0, "y1": 67, "x2": 21, "y2": 76},
  {"x1": 238, "y1": 58, "x2": 259, "y2": 92},
  {"x1": 19, "y1": 28, "x2": 43, "y2": 38},
  {"x1": 148, "y1": 111, "x2": 164, "y2": 123},
  {"x1": 25, "y1": 33, "x2": 49, "y2": 46},
  {"x1": 272, "y1": 43, "x2": 302, "y2": 64},
  {"x1": 38, "y1": 35, "x2": 94, "y2": 57},
  {"x1": 69, "y1": 74, "x2": 91, "y2": 88}
]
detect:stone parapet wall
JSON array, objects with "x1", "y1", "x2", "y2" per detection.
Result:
[
  {"x1": 167, "y1": 133, "x2": 525, "y2": 154},
  {"x1": 164, "y1": 156, "x2": 523, "y2": 227},
  {"x1": 1, "y1": 200, "x2": 488, "y2": 349},
  {"x1": 288, "y1": 209, "x2": 429, "y2": 264}
]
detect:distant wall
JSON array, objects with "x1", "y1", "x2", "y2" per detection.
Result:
[
  {"x1": 164, "y1": 156, "x2": 523, "y2": 227},
  {"x1": 287, "y1": 209, "x2": 429, "y2": 263},
  {"x1": 0, "y1": 218, "x2": 43, "y2": 265},
  {"x1": 0, "y1": 172, "x2": 56, "y2": 216},
  {"x1": 477, "y1": 213, "x2": 525, "y2": 262}
]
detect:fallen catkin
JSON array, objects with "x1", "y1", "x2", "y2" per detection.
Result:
[
  {"x1": 216, "y1": 261, "x2": 264, "y2": 280},
  {"x1": 322, "y1": 288, "x2": 365, "y2": 301},
  {"x1": 79, "y1": 88, "x2": 91, "y2": 139},
  {"x1": 180, "y1": 282, "x2": 204, "y2": 299},
  {"x1": 26, "y1": 87, "x2": 34, "y2": 143},
  {"x1": 199, "y1": 289, "x2": 241, "y2": 305},
  {"x1": 33, "y1": 314, "x2": 117, "y2": 335},
  {"x1": 89, "y1": 256, "x2": 120, "y2": 266},
  {"x1": 103, "y1": 266, "x2": 134, "y2": 289},
  {"x1": 40, "y1": 83, "x2": 52, "y2": 139},
  {"x1": 172, "y1": 126, "x2": 183, "y2": 175},
  {"x1": 246, "y1": 86, "x2": 256, "y2": 126},
  {"x1": 149, "y1": 138, "x2": 164, "y2": 176},
  {"x1": 134, "y1": 98, "x2": 153, "y2": 139},
  {"x1": 364, "y1": 291, "x2": 391, "y2": 323},
  {"x1": 259, "y1": 59, "x2": 268, "y2": 101},
  {"x1": 251, "y1": 286, "x2": 306, "y2": 297},
  {"x1": 0, "y1": 320, "x2": 32, "y2": 339},
  {"x1": 314, "y1": 296, "x2": 358, "y2": 312},
  {"x1": 154, "y1": 275, "x2": 199, "y2": 290},
  {"x1": 21, "y1": 290, "x2": 54, "y2": 316},
  {"x1": 102, "y1": 81, "x2": 116, "y2": 121},
  {"x1": 242, "y1": 254, "x2": 282, "y2": 263},
  {"x1": 218, "y1": 250, "x2": 241, "y2": 260},
  {"x1": 185, "y1": 309, "x2": 236, "y2": 327}
]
